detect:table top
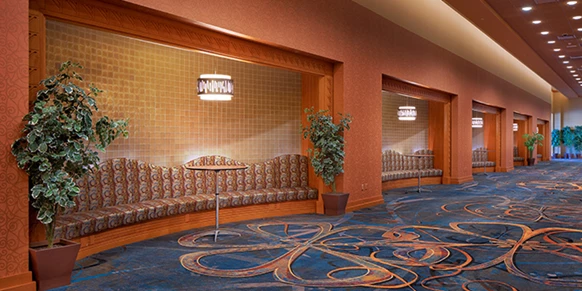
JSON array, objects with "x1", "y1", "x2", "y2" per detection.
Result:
[
  {"x1": 185, "y1": 165, "x2": 248, "y2": 171},
  {"x1": 403, "y1": 154, "x2": 434, "y2": 157}
]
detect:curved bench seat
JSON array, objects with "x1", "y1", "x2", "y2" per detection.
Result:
[{"x1": 47, "y1": 154, "x2": 318, "y2": 244}]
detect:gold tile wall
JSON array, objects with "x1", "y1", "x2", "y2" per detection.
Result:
[
  {"x1": 382, "y1": 91, "x2": 429, "y2": 154},
  {"x1": 45, "y1": 20, "x2": 302, "y2": 166}
]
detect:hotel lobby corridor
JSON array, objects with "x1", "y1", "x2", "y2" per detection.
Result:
[{"x1": 54, "y1": 161, "x2": 582, "y2": 290}]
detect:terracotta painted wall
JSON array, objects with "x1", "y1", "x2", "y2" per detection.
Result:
[
  {"x1": 123, "y1": 0, "x2": 551, "y2": 204},
  {"x1": 0, "y1": 0, "x2": 33, "y2": 286}
]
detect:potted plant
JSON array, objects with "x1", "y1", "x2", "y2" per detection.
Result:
[
  {"x1": 574, "y1": 126, "x2": 582, "y2": 158},
  {"x1": 551, "y1": 129, "x2": 562, "y2": 158},
  {"x1": 11, "y1": 61, "x2": 128, "y2": 290},
  {"x1": 522, "y1": 132, "x2": 544, "y2": 166},
  {"x1": 562, "y1": 126, "x2": 575, "y2": 159},
  {"x1": 301, "y1": 107, "x2": 352, "y2": 215}
]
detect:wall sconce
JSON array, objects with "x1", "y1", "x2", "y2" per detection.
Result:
[
  {"x1": 472, "y1": 117, "x2": 483, "y2": 128},
  {"x1": 397, "y1": 106, "x2": 417, "y2": 121},
  {"x1": 197, "y1": 74, "x2": 234, "y2": 101},
  {"x1": 513, "y1": 123, "x2": 518, "y2": 132}
]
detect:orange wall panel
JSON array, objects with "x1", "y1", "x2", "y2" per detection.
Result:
[{"x1": 0, "y1": 0, "x2": 31, "y2": 281}]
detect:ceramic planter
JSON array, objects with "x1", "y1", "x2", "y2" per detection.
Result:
[
  {"x1": 29, "y1": 238, "x2": 80, "y2": 291},
  {"x1": 322, "y1": 192, "x2": 349, "y2": 215}
]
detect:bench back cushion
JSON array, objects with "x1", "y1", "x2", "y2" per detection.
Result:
[
  {"x1": 68, "y1": 154, "x2": 309, "y2": 214},
  {"x1": 382, "y1": 149, "x2": 435, "y2": 172},
  {"x1": 472, "y1": 147, "x2": 488, "y2": 162}
]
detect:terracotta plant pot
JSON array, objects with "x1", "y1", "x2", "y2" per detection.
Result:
[
  {"x1": 29, "y1": 238, "x2": 80, "y2": 291},
  {"x1": 322, "y1": 192, "x2": 349, "y2": 216}
]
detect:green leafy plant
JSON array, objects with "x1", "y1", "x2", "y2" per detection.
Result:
[
  {"x1": 522, "y1": 132, "x2": 544, "y2": 158},
  {"x1": 573, "y1": 126, "x2": 582, "y2": 155},
  {"x1": 301, "y1": 107, "x2": 352, "y2": 193},
  {"x1": 11, "y1": 61, "x2": 128, "y2": 248},
  {"x1": 551, "y1": 129, "x2": 562, "y2": 147},
  {"x1": 562, "y1": 126, "x2": 575, "y2": 155}
]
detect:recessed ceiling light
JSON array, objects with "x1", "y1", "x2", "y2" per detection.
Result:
[
  {"x1": 554, "y1": 48, "x2": 562, "y2": 51},
  {"x1": 548, "y1": 40, "x2": 556, "y2": 44},
  {"x1": 532, "y1": 20, "x2": 542, "y2": 24},
  {"x1": 574, "y1": 16, "x2": 582, "y2": 20},
  {"x1": 578, "y1": 28, "x2": 582, "y2": 31},
  {"x1": 541, "y1": 31, "x2": 550, "y2": 35},
  {"x1": 571, "y1": 70, "x2": 576, "y2": 73},
  {"x1": 559, "y1": 55, "x2": 566, "y2": 58},
  {"x1": 568, "y1": 66, "x2": 574, "y2": 68},
  {"x1": 577, "y1": 78, "x2": 581, "y2": 80},
  {"x1": 522, "y1": 6, "x2": 533, "y2": 11},
  {"x1": 564, "y1": 61, "x2": 570, "y2": 64},
  {"x1": 567, "y1": 1, "x2": 577, "y2": 5}
]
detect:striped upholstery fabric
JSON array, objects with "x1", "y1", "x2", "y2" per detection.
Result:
[
  {"x1": 472, "y1": 147, "x2": 495, "y2": 168},
  {"x1": 513, "y1": 146, "x2": 524, "y2": 162},
  {"x1": 55, "y1": 154, "x2": 317, "y2": 240},
  {"x1": 381, "y1": 149, "x2": 443, "y2": 182}
]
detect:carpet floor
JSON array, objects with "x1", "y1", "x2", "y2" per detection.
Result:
[{"x1": 54, "y1": 161, "x2": 582, "y2": 290}]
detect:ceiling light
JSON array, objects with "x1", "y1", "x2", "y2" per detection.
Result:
[
  {"x1": 559, "y1": 55, "x2": 566, "y2": 58},
  {"x1": 571, "y1": 70, "x2": 576, "y2": 73},
  {"x1": 567, "y1": 1, "x2": 577, "y2": 5},
  {"x1": 548, "y1": 40, "x2": 556, "y2": 44},
  {"x1": 574, "y1": 74, "x2": 579, "y2": 77},
  {"x1": 568, "y1": 66, "x2": 574, "y2": 68},
  {"x1": 472, "y1": 117, "x2": 483, "y2": 128},
  {"x1": 532, "y1": 20, "x2": 542, "y2": 24},
  {"x1": 541, "y1": 31, "x2": 550, "y2": 35},
  {"x1": 564, "y1": 61, "x2": 570, "y2": 64},
  {"x1": 554, "y1": 48, "x2": 561, "y2": 51},
  {"x1": 574, "y1": 16, "x2": 582, "y2": 20},
  {"x1": 522, "y1": 6, "x2": 533, "y2": 11},
  {"x1": 398, "y1": 106, "x2": 417, "y2": 121},
  {"x1": 577, "y1": 78, "x2": 581, "y2": 80},
  {"x1": 196, "y1": 74, "x2": 234, "y2": 101}
]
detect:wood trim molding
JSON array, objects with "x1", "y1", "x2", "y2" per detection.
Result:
[
  {"x1": 381, "y1": 75, "x2": 452, "y2": 103},
  {"x1": 0, "y1": 272, "x2": 35, "y2": 291},
  {"x1": 472, "y1": 101, "x2": 500, "y2": 114},
  {"x1": 32, "y1": 0, "x2": 334, "y2": 77}
]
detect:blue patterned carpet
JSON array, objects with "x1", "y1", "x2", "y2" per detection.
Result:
[{"x1": 56, "y1": 161, "x2": 582, "y2": 290}]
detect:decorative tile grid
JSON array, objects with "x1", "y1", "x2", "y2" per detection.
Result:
[
  {"x1": 45, "y1": 20, "x2": 302, "y2": 166},
  {"x1": 472, "y1": 111, "x2": 485, "y2": 149},
  {"x1": 381, "y1": 91, "x2": 428, "y2": 154}
]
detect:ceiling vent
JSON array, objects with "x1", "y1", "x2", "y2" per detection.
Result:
[
  {"x1": 567, "y1": 44, "x2": 578, "y2": 48},
  {"x1": 570, "y1": 55, "x2": 582, "y2": 60},
  {"x1": 534, "y1": 0, "x2": 559, "y2": 4},
  {"x1": 558, "y1": 33, "x2": 576, "y2": 40}
]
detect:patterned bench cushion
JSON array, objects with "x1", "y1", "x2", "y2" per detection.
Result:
[
  {"x1": 513, "y1": 157, "x2": 524, "y2": 162},
  {"x1": 472, "y1": 147, "x2": 496, "y2": 168},
  {"x1": 56, "y1": 155, "x2": 317, "y2": 239},
  {"x1": 472, "y1": 161, "x2": 495, "y2": 168},
  {"x1": 381, "y1": 168, "x2": 443, "y2": 182},
  {"x1": 513, "y1": 146, "x2": 524, "y2": 162},
  {"x1": 55, "y1": 186, "x2": 317, "y2": 239}
]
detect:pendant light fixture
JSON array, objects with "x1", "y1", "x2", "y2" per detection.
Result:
[
  {"x1": 472, "y1": 111, "x2": 483, "y2": 128},
  {"x1": 397, "y1": 97, "x2": 416, "y2": 121},
  {"x1": 513, "y1": 123, "x2": 518, "y2": 132},
  {"x1": 197, "y1": 74, "x2": 234, "y2": 101}
]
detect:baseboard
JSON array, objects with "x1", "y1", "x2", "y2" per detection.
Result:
[
  {"x1": 513, "y1": 161, "x2": 524, "y2": 167},
  {"x1": 472, "y1": 166, "x2": 495, "y2": 174},
  {"x1": 346, "y1": 196, "x2": 384, "y2": 212},
  {"x1": 446, "y1": 175, "x2": 473, "y2": 184},
  {"x1": 0, "y1": 272, "x2": 36, "y2": 291}
]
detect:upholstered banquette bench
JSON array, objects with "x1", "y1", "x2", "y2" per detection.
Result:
[
  {"x1": 513, "y1": 146, "x2": 524, "y2": 166},
  {"x1": 472, "y1": 147, "x2": 495, "y2": 173},
  {"x1": 381, "y1": 149, "x2": 443, "y2": 190},
  {"x1": 42, "y1": 154, "x2": 317, "y2": 258}
]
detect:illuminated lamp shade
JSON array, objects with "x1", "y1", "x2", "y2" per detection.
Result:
[
  {"x1": 397, "y1": 106, "x2": 417, "y2": 121},
  {"x1": 513, "y1": 123, "x2": 518, "y2": 132},
  {"x1": 472, "y1": 117, "x2": 483, "y2": 128},
  {"x1": 197, "y1": 74, "x2": 234, "y2": 101}
]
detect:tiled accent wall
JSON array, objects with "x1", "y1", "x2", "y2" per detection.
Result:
[
  {"x1": 381, "y1": 91, "x2": 428, "y2": 154},
  {"x1": 45, "y1": 20, "x2": 302, "y2": 166},
  {"x1": 472, "y1": 111, "x2": 484, "y2": 149}
]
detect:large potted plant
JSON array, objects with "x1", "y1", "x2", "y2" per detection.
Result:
[
  {"x1": 574, "y1": 126, "x2": 582, "y2": 158},
  {"x1": 302, "y1": 107, "x2": 352, "y2": 215},
  {"x1": 562, "y1": 126, "x2": 575, "y2": 159},
  {"x1": 11, "y1": 61, "x2": 128, "y2": 290},
  {"x1": 551, "y1": 129, "x2": 562, "y2": 159},
  {"x1": 522, "y1": 132, "x2": 544, "y2": 166}
]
